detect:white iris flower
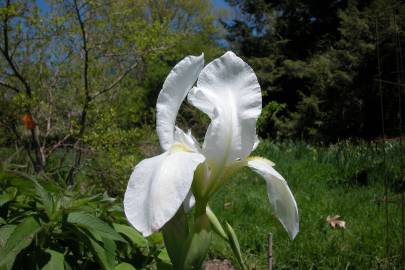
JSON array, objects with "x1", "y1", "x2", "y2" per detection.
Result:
[{"x1": 124, "y1": 52, "x2": 299, "y2": 239}]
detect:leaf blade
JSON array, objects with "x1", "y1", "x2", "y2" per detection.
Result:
[
  {"x1": 42, "y1": 249, "x2": 65, "y2": 270},
  {"x1": 0, "y1": 217, "x2": 41, "y2": 268},
  {"x1": 67, "y1": 212, "x2": 125, "y2": 242}
]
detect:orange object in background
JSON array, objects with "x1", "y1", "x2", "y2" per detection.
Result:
[{"x1": 21, "y1": 114, "x2": 36, "y2": 129}]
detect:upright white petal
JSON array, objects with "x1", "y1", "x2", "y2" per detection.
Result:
[
  {"x1": 124, "y1": 149, "x2": 205, "y2": 237},
  {"x1": 156, "y1": 54, "x2": 204, "y2": 151},
  {"x1": 188, "y1": 52, "x2": 261, "y2": 169},
  {"x1": 247, "y1": 157, "x2": 299, "y2": 239}
]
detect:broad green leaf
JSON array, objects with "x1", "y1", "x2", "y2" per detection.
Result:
[
  {"x1": 115, "y1": 262, "x2": 136, "y2": 270},
  {"x1": 33, "y1": 180, "x2": 55, "y2": 218},
  {"x1": 67, "y1": 212, "x2": 125, "y2": 242},
  {"x1": 157, "y1": 248, "x2": 171, "y2": 264},
  {"x1": 0, "y1": 187, "x2": 17, "y2": 207},
  {"x1": 8, "y1": 177, "x2": 35, "y2": 193},
  {"x1": 1, "y1": 172, "x2": 34, "y2": 194},
  {"x1": 162, "y1": 207, "x2": 188, "y2": 268},
  {"x1": 0, "y1": 217, "x2": 41, "y2": 268},
  {"x1": 182, "y1": 212, "x2": 212, "y2": 269},
  {"x1": 0, "y1": 225, "x2": 16, "y2": 250},
  {"x1": 89, "y1": 237, "x2": 116, "y2": 270},
  {"x1": 68, "y1": 195, "x2": 100, "y2": 209},
  {"x1": 112, "y1": 223, "x2": 148, "y2": 248},
  {"x1": 224, "y1": 222, "x2": 245, "y2": 270},
  {"x1": 42, "y1": 249, "x2": 65, "y2": 270},
  {"x1": 147, "y1": 232, "x2": 164, "y2": 245},
  {"x1": 156, "y1": 249, "x2": 173, "y2": 270}
]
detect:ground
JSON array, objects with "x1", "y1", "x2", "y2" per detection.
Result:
[{"x1": 204, "y1": 259, "x2": 236, "y2": 270}]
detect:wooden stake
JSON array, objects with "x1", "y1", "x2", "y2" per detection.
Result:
[{"x1": 268, "y1": 233, "x2": 273, "y2": 270}]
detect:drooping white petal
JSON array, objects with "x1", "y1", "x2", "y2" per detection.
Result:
[
  {"x1": 124, "y1": 148, "x2": 205, "y2": 237},
  {"x1": 188, "y1": 51, "x2": 261, "y2": 169},
  {"x1": 156, "y1": 54, "x2": 204, "y2": 151},
  {"x1": 247, "y1": 157, "x2": 299, "y2": 239}
]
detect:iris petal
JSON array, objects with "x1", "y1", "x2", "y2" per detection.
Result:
[
  {"x1": 247, "y1": 157, "x2": 299, "y2": 239},
  {"x1": 124, "y1": 148, "x2": 205, "y2": 236},
  {"x1": 174, "y1": 127, "x2": 202, "y2": 153},
  {"x1": 188, "y1": 52, "x2": 261, "y2": 169},
  {"x1": 156, "y1": 54, "x2": 204, "y2": 151}
]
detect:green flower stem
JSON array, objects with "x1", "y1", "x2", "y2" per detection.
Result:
[
  {"x1": 180, "y1": 200, "x2": 212, "y2": 270},
  {"x1": 162, "y1": 207, "x2": 189, "y2": 269}
]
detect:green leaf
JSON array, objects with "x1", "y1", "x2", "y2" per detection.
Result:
[
  {"x1": 206, "y1": 206, "x2": 228, "y2": 241},
  {"x1": 206, "y1": 208, "x2": 245, "y2": 269},
  {"x1": 162, "y1": 207, "x2": 188, "y2": 268},
  {"x1": 224, "y1": 222, "x2": 245, "y2": 270},
  {"x1": 68, "y1": 195, "x2": 100, "y2": 209},
  {"x1": 182, "y1": 211, "x2": 212, "y2": 270},
  {"x1": 33, "y1": 180, "x2": 55, "y2": 218},
  {"x1": 0, "y1": 187, "x2": 17, "y2": 207},
  {"x1": 147, "y1": 232, "x2": 164, "y2": 245},
  {"x1": 157, "y1": 248, "x2": 171, "y2": 264},
  {"x1": 42, "y1": 249, "x2": 65, "y2": 270},
  {"x1": 112, "y1": 223, "x2": 148, "y2": 248},
  {"x1": 115, "y1": 262, "x2": 136, "y2": 270},
  {"x1": 156, "y1": 249, "x2": 173, "y2": 270},
  {"x1": 89, "y1": 237, "x2": 116, "y2": 270},
  {"x1": 67, "y1": 212, "x2": 125, "y2": 242},
  {"x1": 6, "y1": 175, "x2": 35, "y2": 193},
  {"x1": 0, "y1": 225, "x2": 16, "y2": 250},
  {"x1": 0, "y1": 217, "x2": 41, "y2": 268}
]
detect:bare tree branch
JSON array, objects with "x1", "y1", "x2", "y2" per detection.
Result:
[
  {"x1": 91, "y1": 61, "x2": 138, "y2": 99},
  {"x1": 66, "y1": 0, "x2": 91, "y2": 184},
  {"x1": 0, "y1": 1, "x2": 32, "y2": 98},
  {"x1": 0, "y1": 79, "x2": 20, "y2": 93},
  {"x1": 46, "y1": 134, "x2": 71, "y2": 156}
]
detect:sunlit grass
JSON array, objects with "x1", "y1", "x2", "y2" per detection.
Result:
[{"x1": 208, "y1": 140, "x2": 402, "y2": 269}]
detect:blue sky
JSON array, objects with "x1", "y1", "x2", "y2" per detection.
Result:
[
  {"x1": 212, "y1": 0, "x2": 231, "y2": 9},
  {"x1": 36, "y1": 0, "x2": 231, "y2": 11}
]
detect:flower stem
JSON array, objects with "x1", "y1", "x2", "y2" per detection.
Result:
[{"x1": 181, "y1": 200, "x2": 212, "y2": 269}]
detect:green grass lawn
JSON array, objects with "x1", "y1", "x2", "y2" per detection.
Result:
[{"x1": 208, "y1": 140, "x2": 402, "y2": 269}]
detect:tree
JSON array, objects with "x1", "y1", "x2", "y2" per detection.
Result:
[
  {"x1": 224, "y1": 0, "x2": 405, "y2": 141},
  {"x1": 0, "y1": 0, "x2": 223, "y2": 188}
]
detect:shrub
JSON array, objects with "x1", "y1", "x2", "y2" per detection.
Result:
[{"x1": 0, "y1": 171, "x2": 169, "y2": 270}]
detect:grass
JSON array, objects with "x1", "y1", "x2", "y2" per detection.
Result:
[{"x1": 208, "y1": 140, "x2": 402, "y2": 269}]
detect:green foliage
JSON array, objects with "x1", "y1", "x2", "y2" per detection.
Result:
[
  {"x1": 83, "y1": 107, "x2": 156, "y2": 195},
  {"x1": 0, "y1": 171, "x2": 168, "y2": 270}
]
